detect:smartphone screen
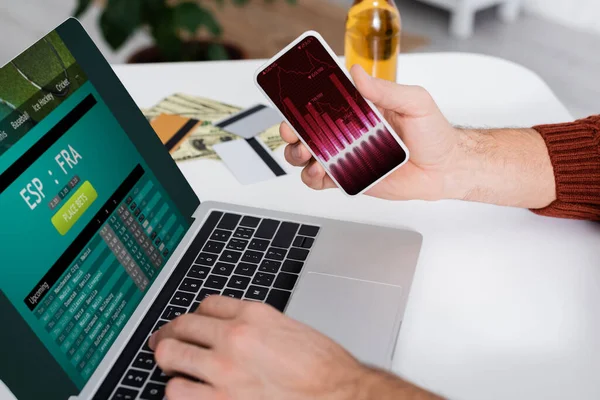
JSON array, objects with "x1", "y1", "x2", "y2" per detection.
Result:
[{"x1": 257, "y1": 34, "x2": 408, "y2": 195}]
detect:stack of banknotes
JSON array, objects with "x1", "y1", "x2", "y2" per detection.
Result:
[{"x1": 141, "y1": 93, "x2": 284, "y2": 162}]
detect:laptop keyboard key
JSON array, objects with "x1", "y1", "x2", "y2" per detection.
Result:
[
  {"x1": 161, "y1": 305, "x2": 186, "y2": 321},
  {"x1": 301, "y1": 237, "x2": 314, "y2": 248},
  {"x1": 255, "y1": 219, "x2": 279, "y2": 239},
  {"x1": 234, "y1": 227, "x2": 254, "y2": 239},
  {"x1": 188, "y1": 265, "x2": 210, "y2": 280},
  {"x1": 298, "y1": 225, "x2": 320, "y2": 237},
  {"x1": 274, "y1": 273, "x2": 298, "y2": 290},
  {"x1": 293, "y1": 236, "x2": 314, "y2": 249},
  {"x1": 211, "y1": 229, "x2": 232, "y2": 242},
  {"x1": 259, "y1": 259, "x2": 281, "y2": 273},
  {"x1": 288, "y1": 247, "x2": 309, "y2": 261},
  {"x1": 240, "y1": 216, "x2": 260, "y2": 227},
  {"x1": 152, "y1": 320, "x2": 167, "y2": 333},
  {"x1": 252, "y1": 272, "x2": 275, "y2": 287},
  {"x1": 213, "y1": 262, "x2": 235, "y2": 276},
  {"x1": 205, "y1": 275, "x2": 228, "y2": 290},
  {"x1": 242, "y1": 250, "x2": 263, "y2": 264},
  {"x1": 203, "y1": 240, "x2": 225, "y2": 254},
  {"x1": 222, "y1": 288, "x2": 244, "y2": 299},
  {"x1": 227, "y1": 238, "x2": 248, "y2": 251},
  {"x1": 195, "y1": 252, "x2": 217, "y2": 266},
  {"x1": 150, "y1": 367, "x2": 170, "y2": 383},
  {"x1": 122, "y1": 369, "x2": 149, "y2": 388},
  {"x1": 272, "y1": 222, "x2": 300, "y2": 248},
  {"x1": 282, "y1": 259, "x2": 304, "y2": 274},
  {"x1": 179, "y1": 278, "x2": 203, "y2": 293},
  {"x1": 218, "y1": 213, "x2": 242, "y2": 230},
  {"x1": 292, "y1": 236, "x2": 303, "y2": 247},
  {"x1": 228, "y1": 275, "x2": 251, "y2": 290},
  {"x1": 246, "y1": 285, "x2": 269, "y2": 301},
  {"x1": 219, "y1": 250, "x2": 242, "y2": 263},
  {"x1": 171, "y1": 291, "x2": 194, "y2": 307},
  {"x1": 113, "y1": 387, "x2": 138, "y2": 400},
  {"x1": 140, "y1": 382, "x2": 166, "y2": 400},
  {"x1": 197, "y1": 288, "x2": 220, "y2": 301},
  {"x1": 132, "y1": 352, "x2": 156, "y2": 370},
  {"x1": 235, "y1": 262, "x2": 257, "y2": 276},
  {"x1": 143, "y1": 337, "x2": 152, "y2": 352},
  {"x1": 265, "y1": 289, "x2": 292, "y2": 312},
  {"x1": 248, "y1": 238, "x2": 269, "y2": 251},
  {"x1": 266, "y1": 247, "x2": 287, "y2": 261},
  {"x1": 189, "y1": 301, "x2": 201, "y2": 313}
]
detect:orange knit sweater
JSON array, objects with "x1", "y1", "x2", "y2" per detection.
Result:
[{"x1": 532, "y1": 115, "x2": 600, "y2": 221}]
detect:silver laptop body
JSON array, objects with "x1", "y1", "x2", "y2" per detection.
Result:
[{"x1": 78, "y1": 200, "x2": 422, "y2": 399}]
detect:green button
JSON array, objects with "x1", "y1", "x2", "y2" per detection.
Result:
[{"x1": 51, "y1": 181, "x2": 98, "y2": 235}]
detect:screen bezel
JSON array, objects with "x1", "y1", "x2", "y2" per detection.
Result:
[
  {"x1": 56, "y1": 18, "x2": 199, "y2": 221},
  {"x1": 254, "y1": 30, "x2": 410, "y2": 196}
]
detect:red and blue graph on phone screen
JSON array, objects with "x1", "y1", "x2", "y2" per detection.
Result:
[{"x1": 258, "y1": 35, "x2": 407, "y2": 195}]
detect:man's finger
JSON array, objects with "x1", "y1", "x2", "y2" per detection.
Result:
[
  {"x1": 166, "y1": 378, "x2": 218, "y2": 400},
  {"x1": 284, "y1": 143, "x2": 312, "y2": 167},
  {"x1": 154, "y1": 339, "x2": 222, "y2": 383},
  {"x1": 197, "y1": 294, "x2": 245, "y2": 319},
  {"x1": 350, "y1": 64, "x2": 433, "y2": 117},
  {"x1": 301, "y1": 160, "x2": 337, "y2": 191},
  {"x1": 280, "y1": 122, "x2": 299, "y2": 144},
  {"x1": 149, "y1": 313, "x2": 224, "y2": 350}
]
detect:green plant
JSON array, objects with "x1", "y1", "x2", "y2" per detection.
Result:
[{"x1": 74, "y1": 0, "x2": 295, "y2": 61}]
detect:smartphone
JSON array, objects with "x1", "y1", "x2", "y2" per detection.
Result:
[{"x1": 254, "y1": 31, "x2": 409, "y2": 196}]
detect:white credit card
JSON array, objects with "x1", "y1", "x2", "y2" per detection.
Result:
[
  {"x1": 213, "y1": 138, "x2": 287, "y2": 185},
  {"x1": 214, "y1": 104, "x2": 283, "y2": 139}
]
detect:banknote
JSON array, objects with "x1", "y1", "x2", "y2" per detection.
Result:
[{"x1": 142, "y1": 93, "x2": 284, "y2": 161}]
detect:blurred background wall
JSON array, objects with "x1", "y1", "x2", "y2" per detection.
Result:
[{"x1": 525, "y1": 0, "x2": 600, "y2": 35}]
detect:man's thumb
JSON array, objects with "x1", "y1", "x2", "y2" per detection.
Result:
[{"x1": 350, "y1": 64, "x2": 433, "y2": 116}]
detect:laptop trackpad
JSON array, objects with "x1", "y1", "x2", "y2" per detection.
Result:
[{"x1": 285, "y1": 272, "x2": 403, "y2": 369}]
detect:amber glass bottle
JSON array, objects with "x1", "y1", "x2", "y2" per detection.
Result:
[{"x1": 344, "y1": 0, "x2": 401, "y2": 82}]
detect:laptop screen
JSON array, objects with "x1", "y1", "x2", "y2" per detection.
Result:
[{"x1": 0, "y1": 27, "x2": 193, "y2": 397}]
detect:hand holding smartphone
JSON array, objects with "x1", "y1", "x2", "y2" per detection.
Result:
[{"x1": 254, "y1": 31, "x2": 409, "y2": 196}]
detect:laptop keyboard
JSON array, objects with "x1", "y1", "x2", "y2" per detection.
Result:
[{"x1": 104, "y1": 210, "x2": 320, "y2": 400}]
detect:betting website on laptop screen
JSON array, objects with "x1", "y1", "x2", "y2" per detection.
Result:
[{"x1": 0, "y1": 30, "x2": 189, "y2": 394}]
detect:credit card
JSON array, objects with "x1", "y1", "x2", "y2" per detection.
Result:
[
  {"x1": 150, "y1": 114, "x2": 202, "y2": 153},
  {"x1": 213, "y1": 137, "x2": 287, "y2": 185},
  {"x1": 214, "y1": 104, "x2": 282, "y2": 139}
]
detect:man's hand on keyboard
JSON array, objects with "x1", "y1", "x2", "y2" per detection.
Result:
[{"x1": 149, "y1": 295, "x2": 441, "y2": 400}]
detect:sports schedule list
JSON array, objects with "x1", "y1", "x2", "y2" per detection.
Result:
[{"x1": 26, "y1": 165, "x2": 188, "y2": 380}]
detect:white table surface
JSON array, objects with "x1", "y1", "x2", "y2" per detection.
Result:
[{"x1": 111, "y1": 54, "x2": 600, "y2": 400}]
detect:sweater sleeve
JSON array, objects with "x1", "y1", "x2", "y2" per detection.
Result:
[{"x1": 531, "y1": 115, "x2": 600, "y2": 221}]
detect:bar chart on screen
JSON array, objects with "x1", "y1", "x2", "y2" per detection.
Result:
[{"x1": 258, "y1": 35, "x2": 407, "y2": 194}]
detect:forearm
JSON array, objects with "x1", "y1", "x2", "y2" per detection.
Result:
[
  {"x1": 448, "y1": 128, "x2": 556, "y2": 209},
  {"x1": 356, "y1": 367, "x2": 444, "y2": 400}
]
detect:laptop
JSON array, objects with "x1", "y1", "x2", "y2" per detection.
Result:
[{"x1": 0, "y1": 19, "x2": 422, "y2": 400}]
